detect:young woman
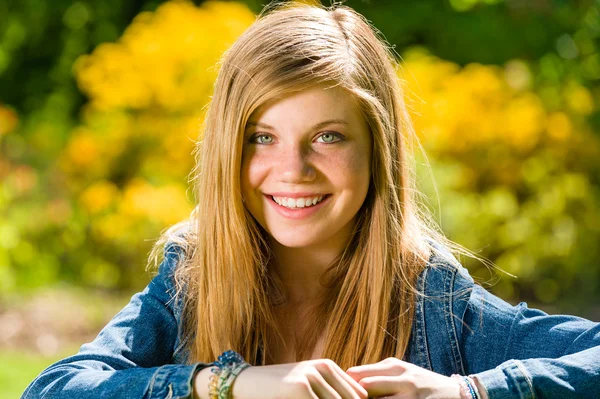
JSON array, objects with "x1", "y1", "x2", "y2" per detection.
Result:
[{"x1": 22, "y1": 3, "x2": 600, "y2": 399}]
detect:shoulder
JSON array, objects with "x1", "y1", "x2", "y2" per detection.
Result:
[
  {"x1": 418, "y1": 240, "x2": 519, "y2": 324},
  {"x1": 412, "y1": 241, "x2": 522, "y2": 373},
  {"x1": 418, "y1": 240, "x2": 523, "y2": 340},
  {"x1": 419, "y1": 240, "x2": 525, "y2": 352},
  {"x1": 417, "y1": 241, "x2": 476, "y2": 330},
  {"x1": 150, "y1": 224, "x2": 196, "y2": 362},
  {"x1": 157, "y1": 222, "x2": 195, "y2": 278},
  {"x1": 409, "y1": 240, "x2": 477, "y2": 373},
  {"x1": 418, "y1": 240, "x2": 475, "y2": 300},
  {"x1": 149, "y1": 223, "x2": 195, "y2": 316}
]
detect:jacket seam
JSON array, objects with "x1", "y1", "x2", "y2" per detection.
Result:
[
  {"x1": 503, "y1": 304, "x2": 525, "y2": 363},
  {"x1": 172, "y1": 334, "x2": 191, "y2": 363},
  {"x1": 418, "y1": 267, "x2": 433, "y2": 370},
  {"x1": 514, "y1": 360, "x2": 536, "y2": 399},
  {"x1": 444, "y1": 267, "x2": 466, "y2": 375},
  {"x1": 148, "y1": 366, "x2": 161, "y2": 398}
]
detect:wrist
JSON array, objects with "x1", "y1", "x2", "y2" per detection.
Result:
[
  {"x1": 230, "y1": 365, "x2": 254, "y2": 399},
  {"x1": 470, "y1": 375, "x2": 489, "y2": 399},
  {"x1": 206, "y1": 350, "x2": 250, "y2": 399},
  {"x1": 193, "y1": 367, "x2": 213, "y2": 399},
  {"x1": 451, "y1": 374, "x2": 481, "y2": 399}
]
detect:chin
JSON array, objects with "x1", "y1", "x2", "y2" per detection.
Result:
[{"x1": 269, "y1": 231, "x2": 320, "y2": 249}]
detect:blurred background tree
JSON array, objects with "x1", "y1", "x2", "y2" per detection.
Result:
[{"x1": 1, "y1": 1, "x2": 599, "y2": 393}]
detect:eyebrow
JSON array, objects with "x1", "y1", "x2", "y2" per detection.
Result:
[{"x1": 245, "y1": 119, "x2": 349, "y2": 131}]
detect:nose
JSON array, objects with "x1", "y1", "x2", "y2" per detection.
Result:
[{"x1": 276, "y1": 143, "x2": 316, "y2": 183}]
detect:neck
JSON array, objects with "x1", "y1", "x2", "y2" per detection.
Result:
[{"x1": 268, "y1": 226, "x2": 354, "y2": 304}]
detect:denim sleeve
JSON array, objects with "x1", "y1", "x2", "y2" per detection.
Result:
[
  {"x1": 21, "y1": 242, "x2": 211, "y2": 399},
  {"x1": 461, "y1": 281, "x2": 600, "y2": 399}
]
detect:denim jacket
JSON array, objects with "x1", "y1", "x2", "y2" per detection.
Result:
[{"x1": 22, "y1": 241, "x2": 600, "y2": 399}]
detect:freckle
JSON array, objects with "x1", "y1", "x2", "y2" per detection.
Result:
[{"x1": 347, "y1": 151, "x2": 369, "y2": 172}]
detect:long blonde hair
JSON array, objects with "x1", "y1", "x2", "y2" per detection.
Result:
[{"x1": 149, "y1": 2, "x2": 475, "y2": 369}]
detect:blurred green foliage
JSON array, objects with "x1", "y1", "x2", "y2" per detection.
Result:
[
  {"x1": 0, "y1": 347, "x2": 79, "y2": 398},
  {"x1": 1, "y1": 0, "x2": 599, "y2": 318}
]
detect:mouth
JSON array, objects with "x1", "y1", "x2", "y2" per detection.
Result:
[{"x1": 266, "y1": 194, "x2": 332, "y2": 209}]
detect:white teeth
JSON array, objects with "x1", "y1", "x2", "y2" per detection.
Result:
[{"x1": 272, "y1": 195, "x2": 325, "y2": 209}]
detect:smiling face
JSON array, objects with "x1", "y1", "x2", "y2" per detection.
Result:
[{"x1": 241, "y1": 84, "x2": 372, "y2": 252}]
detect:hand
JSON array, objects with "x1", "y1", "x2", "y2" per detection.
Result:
[
  {"x1": 194, "y1": 358, "x2": 368, "y2": 399},
  {"x1": 346, "y1": 357, "x2": 461, "y2": 399}
]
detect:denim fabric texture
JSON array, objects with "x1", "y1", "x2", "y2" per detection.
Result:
[{"x1": 22, "y1": 241, "x2": 600, "y2": 398}]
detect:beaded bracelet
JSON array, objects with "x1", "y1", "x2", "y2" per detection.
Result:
[
  {"x1": 451, "y1": 374, "x2": 481, "y2": 399},
  {"x1": 468, "y1": 375, "x2": 484, "y2": 399},
  {"x1": 209, "y1": 350, "x2": 250, "y2": 399}
]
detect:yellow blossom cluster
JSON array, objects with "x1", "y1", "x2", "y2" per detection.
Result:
[
  {"x1": 400, "y1": 49, "x2": 594, "y2": 155},
  {"x1": 0, "y1": 104, "x2": 18, "y2": 136},
  {"x1": 399, "y1": 49, "x2": 600, "y2": 304},
  {"x1": 63, "y1": 0, "x2": 256, "y2": 243},
  {"x1": 88, "y1": 178, "x2": 191, "y2": 242},
  {"x1": 74, "y1": 0, "x2": 255, "y2": 111}
]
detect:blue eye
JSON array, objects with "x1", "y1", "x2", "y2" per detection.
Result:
[
  {"x1": 316, "y1": 132, "x2": 343, "y2": 143},
  {"x1": 251, "y1": 134, "x2": 274, "y2": 144},
  {"x1": 249, "y1": 132, "x2": 344, "y2": 144}
]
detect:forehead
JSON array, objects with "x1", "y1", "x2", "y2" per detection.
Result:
[{"x1": 247, "y1": 85, "x2": 363, "y2": 126}]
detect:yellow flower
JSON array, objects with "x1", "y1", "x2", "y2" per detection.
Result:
[
  {"x1": 0, "y1": 105, "x2": 18, "y2": 136},
  {"x1": 79, "y1": 180, "x2": 120, "y2": 214},
  {"x1": 564, "y1": 84, "x2": 594, "y2": 115},
  {"x1": 65, "y1": 130, "x2": 99, "y2": 167},
  {"x1": 546, "y1": 112, "x2": 572, "y2": 141},
  {"x1": 74, "y1": 43, "x2": 151, "y2": 110},
  {"x1": 93, "y1": 213, "x2": 132, "y2": 241},
  {"x1": 121, "y1": 179, "x2": 192, "y2": 224},
  {"x1": 401, "y1": 51, "x2": 551, "y2": 153},
  {"x1": 502, "y1": 93, "x2": 546, "y2": 152},
  {"x1": 74, "y1": 1, "x2": 255, "y2": 112}
]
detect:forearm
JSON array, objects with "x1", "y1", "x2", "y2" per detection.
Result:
[
  {"x1": 193, "y1": 367, "x2": 213, "y2": 399},
  {"x1": 194, "y1": 364, "x2": 257, "y2": 399},
  {"x1": 471, "y1": 375, "x2": 489, "y2": 399},
  {"x1": 473, "y1": 346, "x2": 600, "y2": 398},
  {"x1": 22, "y1": 361, "x2": 202, "y2": 399}
]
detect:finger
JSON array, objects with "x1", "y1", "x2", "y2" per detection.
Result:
[
  {"x1": 356, "y1": 376, "x2": 408, "y2": 397},
  {"x1": 327, "y1": 362, "x2": 369, "y2": 398},
  {"x1": 346, "y1": 360, "x2": 407, "y2": 381},
  {"x1": 316, "y1": 362, "x2": 368, "y2": 399},
  {"x1": 306, "y1": 369, "x2": 342, "y2": 399},
  {"x1": 376, "y1": 393, "x2": 420, "y2": 399}
]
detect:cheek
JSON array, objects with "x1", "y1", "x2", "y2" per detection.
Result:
[
  {"x1": 241, "y1": 151, "x2": 267, "y2": 195},
  {"x1": 335, "y1": 147, "x2": 371, "y2": 190}
]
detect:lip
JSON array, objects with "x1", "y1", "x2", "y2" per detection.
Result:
[
  {"x1": 264, "y1": 194, "x2": 331, "y2": 220},
  {"x1": 267, "y1": 192, "x2": 329, "y2": 198}
]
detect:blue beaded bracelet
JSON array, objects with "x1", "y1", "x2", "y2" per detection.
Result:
[
  {"x1": 208, "y1": 350, "x2": 250, "y2": 399},
  {"x1": 463, "y1": 376, "x2": 478, "y2": 399},
  {"x1": 451, "y1": 374, "x2": 481, "y2": 399}
]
